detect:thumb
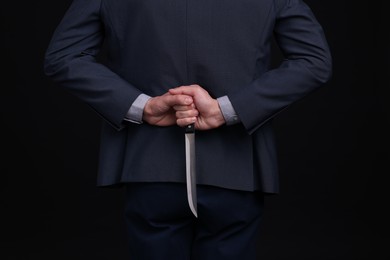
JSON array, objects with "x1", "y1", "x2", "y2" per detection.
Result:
[
  {"x1": 168, "y1": 87, "x2": 183, "y2": 95},
  {"x1": 164, "y1": 94, "x2": 193, "y2": 106},
  {"x1": 169, "y1": 86, "x2": 196, "y2": 96}
]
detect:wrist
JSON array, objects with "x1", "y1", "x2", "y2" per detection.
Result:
[
  {"x1": 210, "y1": 99, "x2": 226, "y2": 128},
  {"x1": 142, "y1": 97, "x2": 154, "y2": 123}
]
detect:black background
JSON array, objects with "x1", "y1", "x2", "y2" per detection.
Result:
[{"x1": 1, "y1": 0, "x2": 389, "y2": 259}]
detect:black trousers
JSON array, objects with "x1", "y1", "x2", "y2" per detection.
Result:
[{"x1": 124, "y1": 182, "x2": 264, "y2": 260}]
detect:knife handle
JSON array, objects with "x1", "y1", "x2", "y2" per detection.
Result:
[{"x1": 185, "y1": 123, "x2": 195, "y2": 133}]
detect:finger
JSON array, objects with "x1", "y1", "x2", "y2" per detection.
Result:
[
  {"x1": 173, "y1": 104, "x2": 195, "y2": 111},
  {"x1": 169, "y1": 85, "x2": 200, "y2": 96},
  {"x1": 175, "y1": 109, "x2": 199, "y2": 119},
  {"x1": 164, "y1": 94, "x2": 193, "y2": 107},
  {"x1": 176, "y1": 117, "x2": 197, "y2": 127}
]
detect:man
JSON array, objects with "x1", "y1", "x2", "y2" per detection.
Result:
[{"x1": 44, "y1": 0, "x2": 332, "y2": 259}]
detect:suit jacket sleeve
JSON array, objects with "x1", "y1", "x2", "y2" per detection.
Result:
[
  {"x1": 43, "y1": 0, "x2": 142, "y2": 130},
  {"x1": 229, "y1": 0, "x2": 333, "y2": 134}
]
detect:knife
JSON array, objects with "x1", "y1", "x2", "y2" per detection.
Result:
[{"x1": 185, "y1": 123, "x2": 197, "y2": 218}]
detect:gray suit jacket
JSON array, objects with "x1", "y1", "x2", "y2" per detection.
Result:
[{"x1": 44, "y1": 0, "x2": 332, "y2": 193}]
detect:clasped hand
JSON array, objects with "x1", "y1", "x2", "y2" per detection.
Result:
[{"x1": 142, "y1": 85, "x2": 225, "y2": 130}]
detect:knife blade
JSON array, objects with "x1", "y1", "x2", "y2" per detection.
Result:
[{"x1": 185, "y1": 123, "x2": 197, "y2": 218}]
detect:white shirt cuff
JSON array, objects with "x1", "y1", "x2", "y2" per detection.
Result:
[
  {"x1": 124, "y1": 94, "x2": 152, "y2": 124},
  {"x1": 217, "y1": 95, "x2": 240, "y2": 125}
]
